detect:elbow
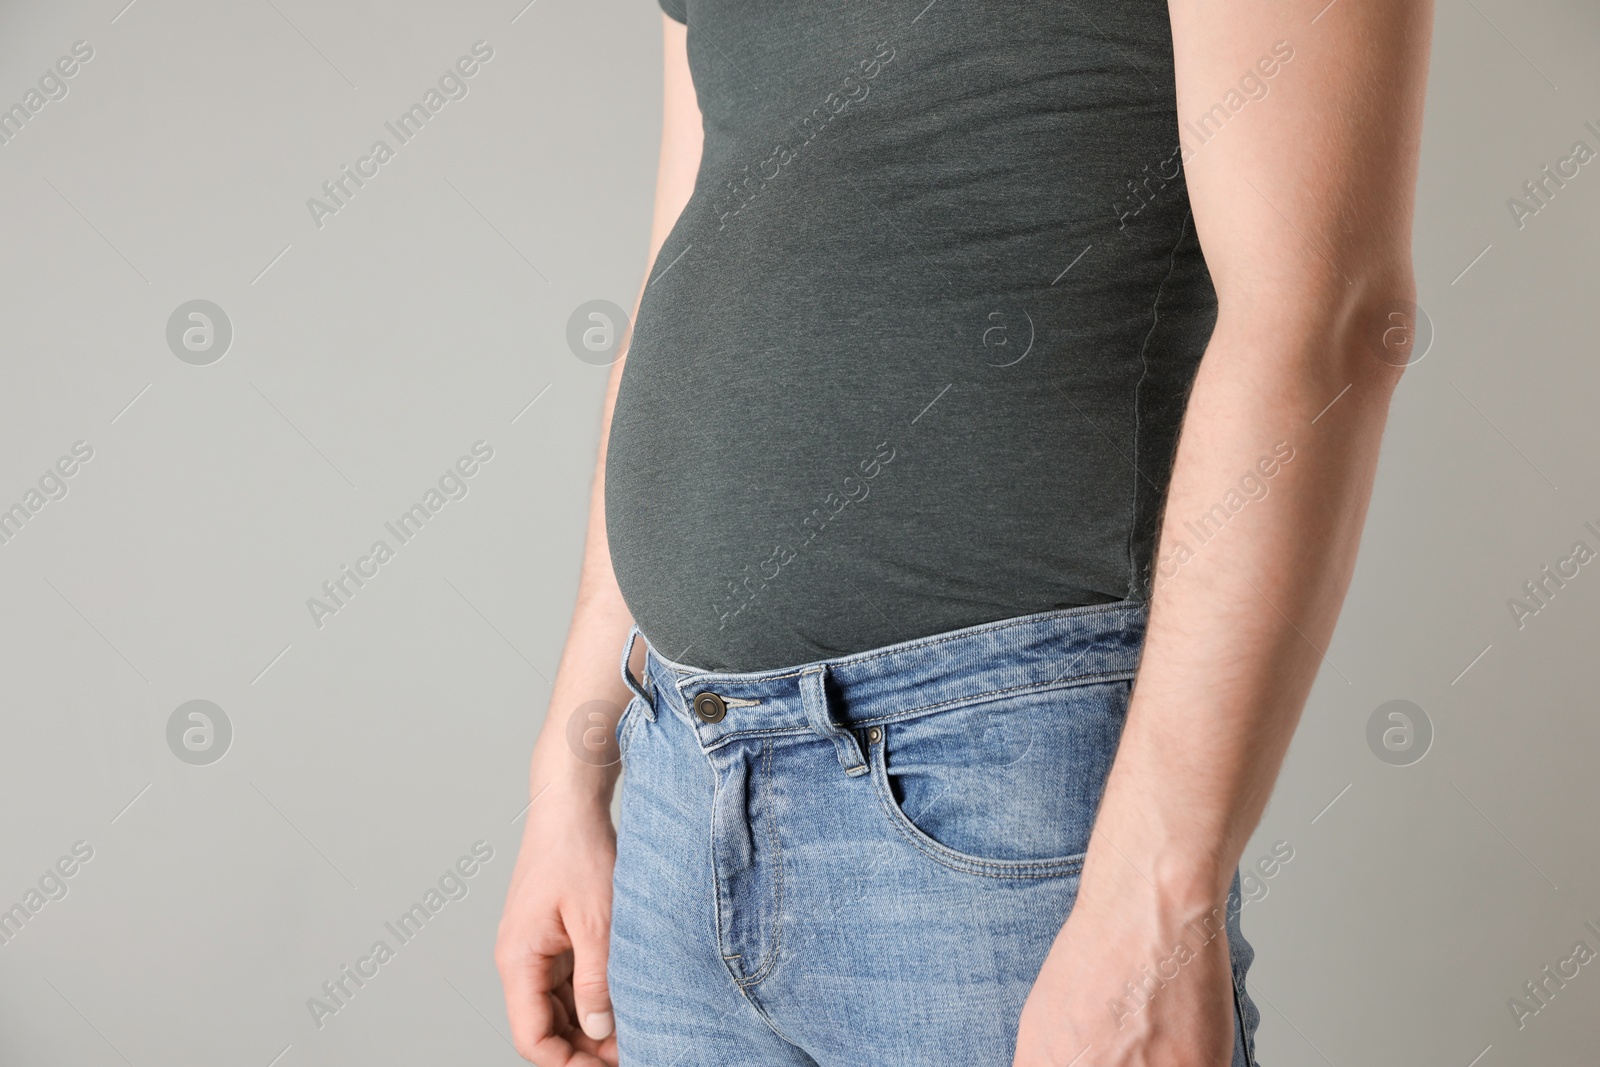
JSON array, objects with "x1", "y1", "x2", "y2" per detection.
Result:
[
  {"x1": 1335, "y1": 258, "x2": 1422, "y2": 390},
  {"x1": 1213, "y1": 259, "x2": 1419, "y2": 396}
]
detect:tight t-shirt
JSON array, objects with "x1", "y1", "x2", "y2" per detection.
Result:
[{"x1": 606, "y1": 0, "x2": 1216, "y2": 672}]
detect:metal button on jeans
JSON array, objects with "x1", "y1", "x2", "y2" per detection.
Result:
[
  {"x1": 866, "y1": 726, "x2": 882, "y2": 744},
  {"x1": 693, "y1": 692, "x2": 727, "y2": 723}
]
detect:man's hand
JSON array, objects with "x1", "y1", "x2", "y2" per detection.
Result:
[
  {"x1": 496, "y1": 784, "x2": 620, "y2": 1067},
  {"x1": 1014, "y1": 886, "x2": 1235, "y2": 1067}
]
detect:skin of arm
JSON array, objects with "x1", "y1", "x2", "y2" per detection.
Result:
[
  {"x1": 1014, "y1": 1, "x2": 1433, "y2": 1064},
  {"x1": 495, "y1": 16, "x2": 702, "y2": 1067}
]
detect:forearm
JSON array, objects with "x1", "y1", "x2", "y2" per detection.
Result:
[
  {"x1": 1079, "y1": 294, "x2": 1405, "y2": 911},
  {"x1": 523, "y1": 15, "x2": 702, "y2": 808},
  {"x1": 524, "y1": 253, "x2": 672, "y2": 806},
  {"x1": 526, "y1": 283, "x2": 648, "y2": 806}
]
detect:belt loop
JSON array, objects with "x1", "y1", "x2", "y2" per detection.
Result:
[
  {"x1": 619, "y1": 625, "x2": 657, "y2": 721},
  {"x1": 800, "y1": 666, "x2": 868, "y2": 777}
]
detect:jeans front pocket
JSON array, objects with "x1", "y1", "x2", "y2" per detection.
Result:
[{"x1": 866, "y1": 677, "x2": 1133, "y2": 879}]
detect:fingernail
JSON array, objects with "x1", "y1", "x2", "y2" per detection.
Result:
[{"x1": 582, "y1": 1011, "x2": 614, "y2": 1040}]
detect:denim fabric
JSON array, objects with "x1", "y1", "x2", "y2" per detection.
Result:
[{"x1": 610, "y1": 602, "x2": 1260, "y2": 1066}]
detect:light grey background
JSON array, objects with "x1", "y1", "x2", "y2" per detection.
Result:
[{"x1": 0, "y1": 1, "x2": 1596, "y2": 1065}]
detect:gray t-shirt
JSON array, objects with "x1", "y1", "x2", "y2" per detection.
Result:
[{"x1": 606, "y1": 0, "x2": 1214, "y2": 672}]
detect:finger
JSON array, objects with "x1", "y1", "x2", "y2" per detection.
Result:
[
  {"x1": 556, "y1": 980, "x2": 579, "y2": 1031},
  {"x1": 566, "y1": 904, "x2": 615, "y2": 1042},
  {"x1": 560, "y1": 1004, "x2": 620, "y2": 1067},
  {"x1": 498, "y1": 944, "x2": 580, "y2": 1065}
]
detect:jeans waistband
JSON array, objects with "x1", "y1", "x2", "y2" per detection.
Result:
[{"x1": 628, "y1": 601, "x2": 1148, "y2": 755}]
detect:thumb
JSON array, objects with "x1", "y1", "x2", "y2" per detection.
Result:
[{"x1": 567, "y1": 906, "x2": 615, "y2": 1041}]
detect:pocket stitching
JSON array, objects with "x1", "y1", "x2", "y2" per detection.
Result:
[
  {"x1": 867, "y1": 732, "x2": 1087, "y2": 880},
  {"x1": 616, "y1": 695, "x2": 646, "y2": 759}
]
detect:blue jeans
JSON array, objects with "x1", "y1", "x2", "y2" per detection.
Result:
[{"x1": 610, "y1": 602, "x2": 1261, "y2": 1065}]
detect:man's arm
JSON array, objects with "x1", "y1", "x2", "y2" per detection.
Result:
[
  {"x1": 496, "y1": 16, "x2": 702, "y2": 1067},
  {"x1": 518, "y1": 10, "x2": 702, "y2": 820},
  {"x1": 1015, "y1": 1, "x2": 1432, "y2": 1062}
]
